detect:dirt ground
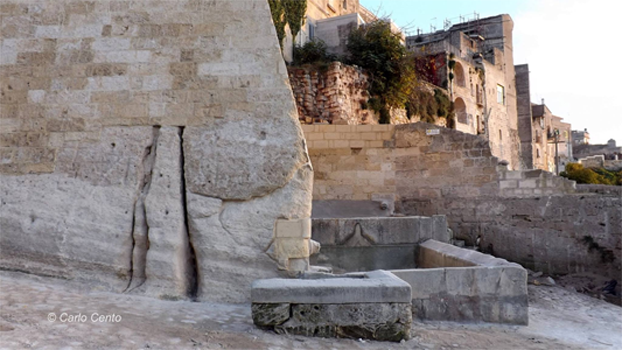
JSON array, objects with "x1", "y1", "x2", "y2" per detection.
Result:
[{"x1": 0, "y1": 271, "x2": 620, "y2": 350}]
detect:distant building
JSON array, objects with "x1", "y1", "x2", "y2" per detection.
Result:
[
  {"x1": 406, "y1": 14, "x2": 521, "y2": 169},
  {"x1": 516, "y1": 66, "x2": 572, "y2": 173},
  {"x1": 574, "y1": 138, "x2": 622, "y2": 161},
  {"x1": 571, "y1": 129, "x2": 590, "y2": 145}
]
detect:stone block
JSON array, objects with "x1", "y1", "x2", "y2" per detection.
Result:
[
  {"x1": 473, "y1": 266, "x2": 503, "y2": 295},
  {"x1": 275, "y1": 218, "x2": 311, "y2": 239},
  {"x1": 252, "y1": 303, "x2": 290, "y2": 327},
  {"x1": 391, "y1": 268, "x2": 445, "y2": 299},
  {"x1": 445, "y1": 267, "x2": 476, "y2": 296},
  {"x1": 499, "y1": 266, "x2": 528, "y2": 297},
  {"x1": 251, "y1": 270, "x2": 411, "y2": 304},
  {"x1": 432, "y1": 215, "x2": 449, "y2": 243},
  {"x1": 274, "y1": 237, "x2": 310, "y2": 260}
]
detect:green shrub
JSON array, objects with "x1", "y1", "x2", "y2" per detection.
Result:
[
  {"x1": 560, "y1": 163, "x2": 621, "y2": 185},
  {"x1": 293, "y1": 40, "x2": 337, "y2": 66},
  {"x1": 345, "y1": 20, "x2": 417, "y2": 121}
]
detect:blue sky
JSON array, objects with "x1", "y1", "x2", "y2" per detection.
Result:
[{"x1": 360, "y1": 0, "x2": 620, "y2": 145}]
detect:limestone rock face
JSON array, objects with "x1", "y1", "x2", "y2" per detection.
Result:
[
  {"x1": 188, "y1": 165, "x2": 313, "y2": 302},
  {"x1": 183, "y1": 119, "x2": 307, "y2": 200},
  {"x1": 0, "y1": 127, "x2": 154, "y2": 290},
  {"x1": 0, "y1": 0, "x2": 313, "y2": 302}
]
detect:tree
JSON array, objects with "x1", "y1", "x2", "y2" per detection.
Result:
[
  {"x1": 268, "y1": 0, "x2": 286, "y2": 49},
  {"x1": 283, "y1": 0, "x2": 306, "y2": 42},
  {"x1": 346, "y1": 20, "x2": 417, "y2": 123}
]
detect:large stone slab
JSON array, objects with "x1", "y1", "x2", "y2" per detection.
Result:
[
  {"x1": 0, "y1": 127, "x2": 154, "y2": 290},
  {"x1": 251, "y1": 270, "x2": 411, "y2": 304},
  {"x1": 188, "y1": 165, "x2": 313, "y2": 303}
]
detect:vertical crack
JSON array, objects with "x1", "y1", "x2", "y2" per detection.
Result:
[
  {"x1": 125, "y1": 126, "x2": 160, "y2": 292},
  {"x1": 179, "y1": 126, "x2": 199, "y2": 300}
]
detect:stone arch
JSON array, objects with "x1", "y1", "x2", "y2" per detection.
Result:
[
  {"x1": 455, "y1": 97, "x2": 467, "y2": 124},
  {"x1": 454, "y1": 61, "x2": 466, "y2": 87}
]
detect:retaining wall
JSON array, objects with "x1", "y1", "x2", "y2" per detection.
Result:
[{"x1": 305, "y1": 123, "x2": 621, "y2": 279}]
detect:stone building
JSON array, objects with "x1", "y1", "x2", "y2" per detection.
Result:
[
  {"x1": 406, "y1": 14, "x2": 521, "y2": 170},
  {"x1": 572, "y1": 129, "x2": 590, "y2": 145},
  {"x1": 282, "y1": 0, "x2": 402, "y2": 61},
  {"x1": 574, "y1": 138, "x2": 622, "y2": 161},
  {"x1": 516, "y1": 65, "x2": 572, "y2": 172}
]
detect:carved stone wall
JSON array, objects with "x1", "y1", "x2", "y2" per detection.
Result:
[{"x1": 0, "y1": 0, "x2": 312, "y2": 303}]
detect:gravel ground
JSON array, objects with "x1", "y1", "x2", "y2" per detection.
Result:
[{"x1": 0, "y1": 271, "x2": 620, "y2": 350}]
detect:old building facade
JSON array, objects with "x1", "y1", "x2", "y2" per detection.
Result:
[{"x1": 406, "y1": 15, "x2": 521, "y2": 170}]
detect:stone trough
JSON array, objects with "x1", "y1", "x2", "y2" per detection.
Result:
[
  {"x1": 252, "y1": 216, "x2": 528, "y2": 342},
  {"x1": 392, "y1": 239, "x2": 529, "y2": 325},
  {"x1": 251, "y1": 270, "x2": 412, "y2": 341}
]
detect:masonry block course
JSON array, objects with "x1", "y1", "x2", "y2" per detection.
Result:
[
  {"x1": 306, "y1": 122, "x2": 620, "y2": 279},
  {"x1": 1, "y1": 0, "x2": 313, "y2": 303}
]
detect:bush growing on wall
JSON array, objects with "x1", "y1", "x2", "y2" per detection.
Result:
[
  {"x1": 345, "y1": 20, "x2": 417, "y2": 124},
  {"x1": 292, "y1": 40, "x2": 337, "y2": 66}
]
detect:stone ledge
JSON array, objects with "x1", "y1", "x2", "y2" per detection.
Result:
[
  {"x1": 251, "y1": 270, "x2": 411, "y2": 304},
  {"x1": 418, "y1": 239, "x2": 522, "y2": 268}
]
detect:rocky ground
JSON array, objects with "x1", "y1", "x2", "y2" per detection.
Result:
[{"x1": 0, "y1": 271, "x2": 620, "y2": 350}]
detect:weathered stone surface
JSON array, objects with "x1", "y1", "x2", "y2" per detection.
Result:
[
  {"x1": 257, "y1": 302, "x2": 412, "y2": 342},
  {"x1": 0, "y1": 0, "x2": 313, "y2": 303},
  {"x1": 251, "y1": 303, "x2": 290, "y2": 327},
  {"x1": 139, "y1": 127, "x2": 194, "y2": 299},
  {"x1": 190, "y1": 165, "x2": 313, "y2": 302},
  {"x1": 312, "y1": 216, "x2": 449, "y2": 246},
  {"x1": 0, "y1": 127, "x2": 154, "y2": 290},
  {"x1": 183, "y1": 121, "x2": 307, "y2": 200}
]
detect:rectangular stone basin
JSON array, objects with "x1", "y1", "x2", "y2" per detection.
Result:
[
  {"x1": 391, "y1": 240, "x2": 529, "y2": 325},
  {"x1": 251, "y1": 270, "x2": 412, "y2": 341},
  {"x1": 310, "y1": 216, "x2": 450, "y2": 272}
]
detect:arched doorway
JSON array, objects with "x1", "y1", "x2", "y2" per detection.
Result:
[
  {"x1": 454, "y1": 62, "x2": 466, "y2": 87},
  {"x1": 454, "y1": 97, "x2": 467, "y2": 124}
]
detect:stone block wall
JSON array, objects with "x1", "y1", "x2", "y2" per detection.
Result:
[
  {"x1": 1, "y1": 0, "x2": 313, "y2": 303},
  {"x1": 288, "y1": 62, "x2": 376, "y2": 125},
  {"x1": 392, "y1": 241, "x2": 529, "y2": 325},
  {"x1": 303, "y1": 123, "x2": 501, "y2": 204},
  {"x1": 288, "y1": 62, "x2": 409, "y2": 125},
  {"x1": 305, "y1": 122, "x2": 621, "y2": 279},
  {"x1": 497, "y1": 169, "x2": 576, "y2": 197}
]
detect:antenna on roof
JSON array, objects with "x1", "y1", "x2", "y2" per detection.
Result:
[{"x1": 444, "y1": 18, "x2": 451, "y2": 30}]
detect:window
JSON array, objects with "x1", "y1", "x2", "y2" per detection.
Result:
[
  {"x1": 496, "y1": 84, "x2": 505, "y2": 104},
  {"x1": 308, "y1": 22, "x2": 315, "y2": 41},
  {"x1": 499, "y1": 130, "x2": 502, "y2": 141},
  {"x1": 342, "y1": 0, "x2": 348, "y2": 9}
]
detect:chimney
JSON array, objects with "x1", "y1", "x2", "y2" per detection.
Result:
[{"x1": 541, "y1": 98, "x2": 544, "y2": 105}]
